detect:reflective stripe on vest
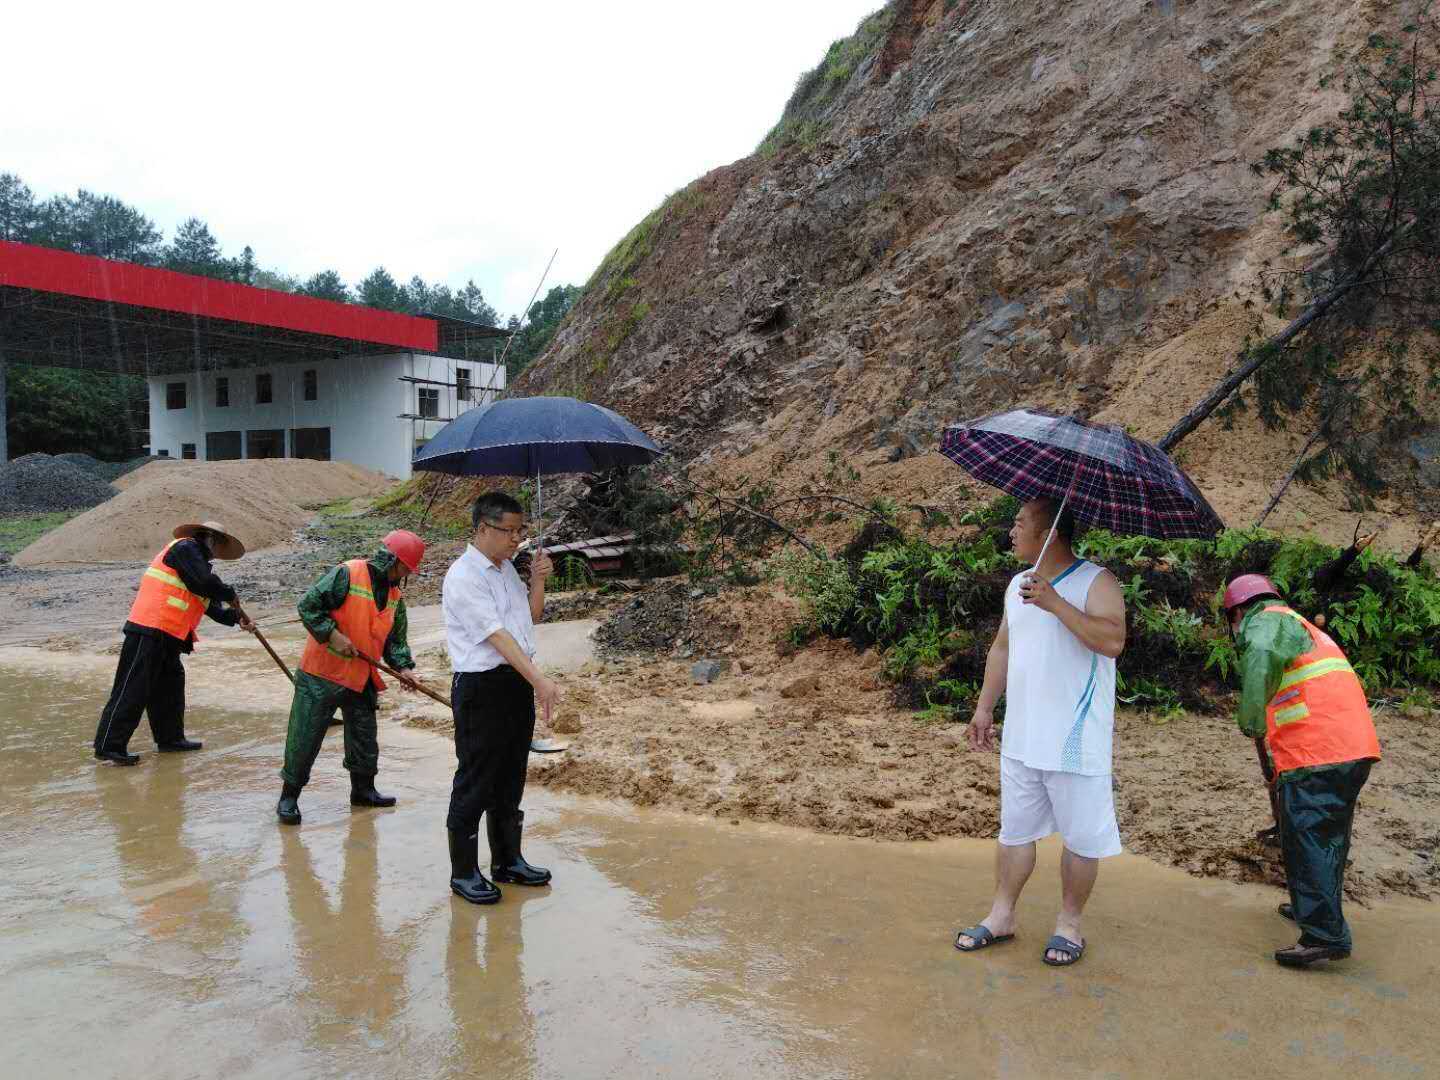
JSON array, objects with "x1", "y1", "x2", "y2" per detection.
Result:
[
  {"x1": 299, "y1": 559, "x2": 399, "y2": 693},
  {"x1": 1261, "y1": 605, "x2": 1381, "y2": 773},
  {"x1": 126, "y1": 541, "x2": 207, "y2": 643}
]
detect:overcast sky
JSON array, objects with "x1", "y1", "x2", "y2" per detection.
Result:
[{"x1": 2, "y1": 1, "x2": 882, "y2": 318}]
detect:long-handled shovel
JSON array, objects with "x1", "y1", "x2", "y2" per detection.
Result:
[
  {"x1": 354, "y1": 648, "x2": 453, "y2": 708},
  {"x1": 354, "y1": 649, "x2": 570, "y2": 753},
  {"x1": 234, "y1": 603, "x2": 294, "y2": 683},
  {"x1": 1255, "y1": 736, "x2": 1281, "y2": 848}
]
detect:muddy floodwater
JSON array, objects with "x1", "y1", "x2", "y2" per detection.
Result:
[{"x1": 2, "y1": 661, "x2": 1437, "y2": 1080}]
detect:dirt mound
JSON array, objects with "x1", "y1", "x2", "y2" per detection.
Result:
[
  {"x1": 0, "y1": 453, "x2": 117, "y2": 513},
  {"x1": 14, "y1": 459, "x2": 393, "y2": 565},
  {"x1": 110, "y1": 457, "x2": 187, "y2": 491}
]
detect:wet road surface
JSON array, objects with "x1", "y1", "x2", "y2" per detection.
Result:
[{"x1": 2, "y1": 657, "x2": 1438, "y2": 1080}]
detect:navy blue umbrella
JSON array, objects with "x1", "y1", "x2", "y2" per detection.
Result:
[
  {"x1": 412, "y1": 396, "x2": 664, "y2": 546},
  {"x1": 412, "y1": 396, "x2": 663, "y2": 477}
]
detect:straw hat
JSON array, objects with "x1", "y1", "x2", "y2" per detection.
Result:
[{"x1": 172, "y1": 520, "x2": 246, "y2": 560}]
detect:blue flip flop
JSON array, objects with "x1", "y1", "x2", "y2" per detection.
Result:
[
  {"x1": 955, "y1": 925, "x2": 1015, "y2": 952},
  {"x1": 1042, "y1": 935, "x2": 1085, "y2": 966}
]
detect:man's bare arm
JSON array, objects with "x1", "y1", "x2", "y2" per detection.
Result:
[
  {"x1": 1021, "y1": 568, "x2": 1125, "y2": 658},
  {"x1": 967, "y1": 611, "x2": 1009, "y2": 752}
]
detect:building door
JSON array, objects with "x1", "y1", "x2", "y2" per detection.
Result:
[
  {"x1": 246, "y1": 429, "x2": 285, "y2": 459},
  {"x1": 206, "y1": 431, "x2": 242, "y2": 460},
  {"x1": 291, "y1": 427, "x2": 331, "y2": 461}
]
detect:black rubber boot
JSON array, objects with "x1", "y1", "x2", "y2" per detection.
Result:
[
  {"x1": 277, "y1": 782, "x2": 302, "y2": 825},
  {"x1": 449, "y1": 828, "x2": 500, "y2": 905},
  {"x1": 157, "y1": 738, "x2": 203, "y2": 752},
  {"x1": 350, "y1": 773, "x2": 397, "y2": 808},
  {"x1": 95, "y1": 748, "x2": 140, "y2": 766},
  {"x1": 488, "y1": 810, "x2": 551, "y2": 886}
]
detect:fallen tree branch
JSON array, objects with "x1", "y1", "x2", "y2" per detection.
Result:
[
  {"x1": 1254, "y1": 422, "x2": 1328, "y2": 527},
  {"x1": 1158, "y1": 229, "x2": 1405, "y2": 452}
]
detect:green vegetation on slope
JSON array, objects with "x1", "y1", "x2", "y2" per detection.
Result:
[
  {"x1": 757, "y1": 5, "x2": 896, "y2": 156},
  {"x1": 779, "y1": 511, "x2": 1440, "y2": 721}
]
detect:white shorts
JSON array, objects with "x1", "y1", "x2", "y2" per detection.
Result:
[{"x1": 998, "y1": 755, "x2": 1122, "y2": 859}]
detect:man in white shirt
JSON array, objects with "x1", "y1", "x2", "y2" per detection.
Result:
[
  {"x1": 442, "y1": 492, "x2": 559, "y2": 905},
  {"x1": 954, "y1": 497, "x2": 1126, "y2": 967}
]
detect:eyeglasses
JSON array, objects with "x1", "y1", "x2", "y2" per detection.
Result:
[{"x1": 482, "y1": 522, "x2": 529, "y2": 540}]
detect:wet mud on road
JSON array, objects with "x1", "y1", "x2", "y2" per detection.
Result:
[{"x1": 2, "y1": 651, "x2": 1438, "y2": 1079}]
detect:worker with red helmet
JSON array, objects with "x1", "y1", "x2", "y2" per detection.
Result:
[
  {"x1": 1222, "y1": 573, "x2": 1382, "y2": 968},
  {"x1": 276, "y1": 531, "x2": 425, "y2": 825}
]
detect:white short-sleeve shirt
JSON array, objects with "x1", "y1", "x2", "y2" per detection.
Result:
[
  {"x1": 1000, "y1": 559, "x2": 1116, "y2": 776},
  {"x1": 442, "y1": 544, "x2": 536, "y2": 673}
]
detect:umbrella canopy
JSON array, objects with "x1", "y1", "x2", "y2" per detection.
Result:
[
  {"x1": 938, "y1": 408, "x2": 1223, "y2": 539},
  {"x1": 412, "y1": 396, "x2": 664, "y2": 477}
]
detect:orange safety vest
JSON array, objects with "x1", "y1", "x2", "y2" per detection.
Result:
[
  {"x1": 127, "y1": 541, "x2": 207, "y2": 644},
  {"x1": 1262, "y1": 605, "x2": 1381, "y2": 774},
  {"x1": 299, "y1": 559, "x2": 398, "y2": 692}
]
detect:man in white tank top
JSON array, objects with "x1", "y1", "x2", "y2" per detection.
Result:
[{"x1": 954, "y1": 497, "x2": 1127, "y2": 967}]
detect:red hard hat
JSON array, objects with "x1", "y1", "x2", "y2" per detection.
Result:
[
  {"x1": 1223, "y1": 573, "x2": 1280, "y2": 613},
  {"x1": 382, "y1": 530, "x2": 426, "y2": 573}
]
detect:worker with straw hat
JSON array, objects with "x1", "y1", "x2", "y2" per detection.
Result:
[
  {"x1": 276, "y1": 531, "x2": 425, "y2": 826},
  {"x1": 94, "y1": 521, "x2": 254, "y2": 766},
  {"x1": 1221, "y1": 573, "x2": 1382, "y2": 969}
]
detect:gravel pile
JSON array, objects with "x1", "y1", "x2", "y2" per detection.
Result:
[
  {"x1": 54, "y1": 452, "x2": 154, "y2": 484},
  {"x1": 594, "y1": 582, "x2": 698, "y2": 656},
  {"x1": 0, "y1": 453, "x2": 118, "y2": 514}
]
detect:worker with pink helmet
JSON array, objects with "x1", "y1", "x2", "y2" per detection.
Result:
[{"x1": 1222, "y1": 572, "x2": 1381, "y2": 969}]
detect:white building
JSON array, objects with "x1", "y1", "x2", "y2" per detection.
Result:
[{"x1": 146, "y1": 352, "x2": 505, "y2": 478}]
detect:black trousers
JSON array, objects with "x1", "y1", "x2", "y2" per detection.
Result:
[
  {"x1": 446, "y1": 667, "x2": 535, "y2": 834},
  {"x1": 94, "y1": 630, "x2": 187, "y2": 753},
  {"x1": 1279, "y1": 759, "x2": 1372, "y2": 950}
]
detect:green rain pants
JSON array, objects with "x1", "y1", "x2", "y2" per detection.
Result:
[
  {"x1": 1278, "y1": 759, "x2": 1372, "y2": 950},
  {"x1": 281, "y1": 670, "x2": 380, "y2": 788}
]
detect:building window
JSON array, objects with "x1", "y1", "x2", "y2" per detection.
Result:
[
  {"x1": 246, "y1": 429, "x2": 285, "y2": 459},
  {"x1": 455, "y1": 366, "x2": 471, "y2": 403},
  {"x1": 291, "y1": 427, "x2": 331, "y2": 461},
  {"x1": 256, "y1": 372, "x2": 273, "y2": 404},
  {"x1": 418, "y1": 387, "x2": 440, "y2": 419},
  {"x1": 215, "y1": 377, "x2": 229, "y2": 408},
  {"x1": 206, "y1": 431, "x2": 242, "y2": 460},
  {"x1": 181, "y1": 443, "x2": 197, "y2": 460},
  {"x1": 156, "y1": 448, "x2": 170, "y2": 457},
  {"x1": 166, "y1": 382, "x2": 187, "y2": 410},
  {"x1": 303, "y1": 369, "x2": 318, "y2": 402}
]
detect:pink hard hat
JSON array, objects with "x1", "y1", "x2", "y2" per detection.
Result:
[
  {"x1": 382, "y1": 530, "x2": 426, "y2": 573},
  {"x1": 1223, "y1": 573, "x2": 1280, "y2": 613}
]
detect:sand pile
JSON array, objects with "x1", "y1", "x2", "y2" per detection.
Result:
[{"x1": 14, "y1": 459, "x2": 393, "y2": 565}]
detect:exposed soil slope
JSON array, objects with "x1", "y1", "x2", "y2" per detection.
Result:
[{"x1": 520, "y1": 0, "x2": 1436, "y2": 550}]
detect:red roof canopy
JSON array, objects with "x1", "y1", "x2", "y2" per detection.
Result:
[{"x1": 0, "y1": 240, "x2": 503, "y2": 375}]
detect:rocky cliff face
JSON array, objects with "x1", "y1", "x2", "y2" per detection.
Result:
[{"x1": 519, "y1": 0, "x2": 1428, "y2": 542}]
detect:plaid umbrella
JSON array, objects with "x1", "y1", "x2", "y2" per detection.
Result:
[{"x1": 938, "y1": 408, "x2": 1223, "y2": 539}]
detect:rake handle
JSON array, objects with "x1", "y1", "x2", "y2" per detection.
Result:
[{"x1": 234, "y1": 604, "x2": 294, "y2": 684}]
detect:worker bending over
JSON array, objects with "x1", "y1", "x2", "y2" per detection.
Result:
[
  {"x1": 276, "y1": 531, "x2": 423, "y2": 825},
  {"x1": 94, "y1": 520, "x2": 253, "y2": 766},
  {"x1": 1223, "y1": 574, "x2": 1382, "y2": 968}
]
